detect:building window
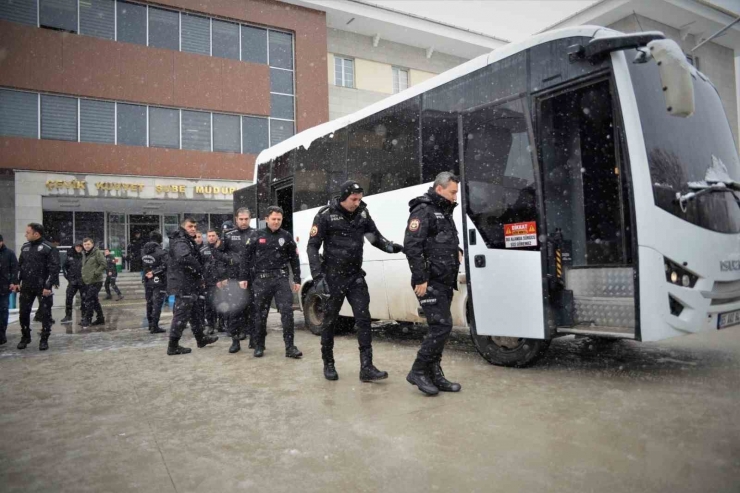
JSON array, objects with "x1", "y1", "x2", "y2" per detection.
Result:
[
  {"x1": 0, "y1": 0, "x2": 38, "y2": 26},
  {"x1": 79, "y1": 0, "x2": 114, "y2": 40},
  {"x1": 685, "y1": 54, "x2": 700, "y2": 70},
  {"x1": 242, "y1": 116, "x2": 269, "y2": 155},
  {"x1": 80, "y1": 99, "x2": 115, "y2": 144},
  {"x1": 0, "y1": 89, "x2": 38, "y2": 138},
  {"x1": 40, "y1": 0, "x2": 77, "y2": 32},
  {"x1": 270, "y1": 119, "x2": 294, "y2": 146},
  {"x1": 149, "y1": 107, "x2": 180, "y2": 149},
  {"x1": 75, "y1": 212, "x2": 105, "y2": 246},
  {"x1": 213, "y1": 113, "x2": 240, "y2": 153},
  {"x1": 393, "y1": 67, "x2": 409, "y2": 94},
  {"x1": 42, "y1": 211, "x2": 73, "y2": 246},
  {"x1": 181, "y1": 110, "x2": 211, "y2": 151},
  {"x1": 335, "y1": 57, "x2": 354, "y2": 88},
  {"x1": 270, "y1": 94, "x2": 294, "y2": 120},
  {"x1": 212, "y1": 19, "x2": 239, "y2": 60},
  {"x1": 241, "y1": 25, "x2": 267, "y2": 64},
  {"x1": 181, "y1": 13, "x2": 210, "y2": 56},
  {"x1": 148, "y1": 7, "x2": 179, "y2": 51},
  {"x1": 116, "y1": 1, "x2": 146, "y2": 46},
  {"x1": 270, "y1": 68, "x2": 294, "y2": 95},
  {"x1": 116, "y1": 103, "x2": 147, "y2": 147},
  {"x1": 41, "y1": 94, "x2": 77, "y2": 141},
  {"x1": 268, "y1": 30, "x2": 293, "y2": 70}
]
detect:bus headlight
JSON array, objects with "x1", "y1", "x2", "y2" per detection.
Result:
[{"x1": 664, "y1": 258, "x2": 698, "y2": 288}]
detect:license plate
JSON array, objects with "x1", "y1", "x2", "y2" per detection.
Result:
[{"x1": 718, "y1": 309, "x2": 740, "y2": 330}]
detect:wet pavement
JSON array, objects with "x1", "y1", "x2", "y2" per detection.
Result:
[{"x1": 1, "y1": 299, "x2": 739, "y2": 492}]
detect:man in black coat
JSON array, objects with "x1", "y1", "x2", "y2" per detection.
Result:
[
  {"x1": 238, "y1": 206, "x2": 301, "y2": 358},
  {"x1": 60, "y1": 241, "x2": 83, "y2": 324},
  {"x1": 166, "y1": 217, "x2": 218, "y2": 355},
  {"x1": 12, "y1": 223, "x2": 60, "y2": 351},
  {"x1": 141, "y1": 232, "x2": 168, "y2": 334},
  {"x1": 307, "y1": 180, "x2": 403, "y2": 381},
  {"x1": 403, "y1": 172, "x2": 463, "y2": 396},
  {"x1": 201, "y1": 229, "x2": 226, "y2": 335},
  {"x1": 0, "y1": 233, "x2": 19, "y2": 345}
]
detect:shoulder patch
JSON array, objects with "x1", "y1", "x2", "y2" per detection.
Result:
[
  {"x1": 310, "y1": 225, "x2": 319, "y2": 237},
  {"x1": 409, "y1": 218, "x2": 421, "y2": 232}
]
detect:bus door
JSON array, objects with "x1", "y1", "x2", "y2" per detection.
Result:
[
  {"x1": 271, "y1": 179, "x2": 294, "y2": 235},
  {"x1": 535, "y1": 76, "x2": 637, "y2": 339},
  {"x1": 461, "y1": 96, "x2": 548, "y2": 347}
]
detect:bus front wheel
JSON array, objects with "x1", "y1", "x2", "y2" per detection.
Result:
[
  {"x1": 303, "y1": 289, "x2": 355, "y2": 336},
  {"x1": 470, "y1": 324, "x2": 550, "y2": 368}
]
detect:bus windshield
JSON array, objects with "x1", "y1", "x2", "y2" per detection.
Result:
[{"x1": 628, "y1": 52, "x2": 740, "y2": 233}]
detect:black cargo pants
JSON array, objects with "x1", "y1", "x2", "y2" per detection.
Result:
[
  {"x1": 65, "y1": 281, "x2": 83, "y2": 317},
  {"x1": 145, "y1": 280, "x2": 167, "y2": 328},
  {"x1": 252, "y1": 274, "x2": 294, "y2": 349},
  {"x1": 320, "y1": 273, "x2": 372, "y2": 351},
  {"x1": 169, "y1": 294, "x2": 204, "y2": 341},
  {"x1": 19, "y1": 288, "x2": 54, "y2": 333},
  {"x1": 415, "y1": 281, "x2": 454, "y2": 363}
]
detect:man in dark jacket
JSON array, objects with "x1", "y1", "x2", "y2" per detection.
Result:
[
  {"x1": 141, "y1": 232, "x2": 168, "y2": 334},
  {"x1": 81, "y1": 238, "x2": 107, "y2": 328},
  {"x1": 103, "y1": 249, "x2": 124, "y2": 301},
  {"x1": 201, "y1": 229, "x2": 226, "y2": 335},
  {"x1": 238, "y1": 206, "x2": 301, "y2": 358},
  {"x1": 12, "y1": 223, "x2": 60, "y2": 351},
  {"x1": 0, "y1": 233, "x2": 19, "y2": 345},
  {"x1": 166, "y1": 217, "x2": 218, "y2": 355},
  {"x1": 404, "y1": 172, "x2": 463, "y2": 396},
  {"x1": 212, "y1": 208, "x2": 259, "y2": 346},
  {"x1": 60, "y1": 241, "x2": 84, "y2": 324},
  {"x1": 307, "y1": 180, "x2": 403, "y2": 381}
]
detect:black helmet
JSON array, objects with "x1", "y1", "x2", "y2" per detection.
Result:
[{"x1": 222, "y1": 220, "x2": 234, "y2": 231}]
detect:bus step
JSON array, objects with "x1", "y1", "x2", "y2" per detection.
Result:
[{"x1": 556, "y1": 325, "x2": 635, "y2": 339}]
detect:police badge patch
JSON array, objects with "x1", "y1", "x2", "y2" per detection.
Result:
[
  {"x1": 279, "y1": 238, "x2": 285, "y2": 246},
  {"x1": 409, "y1": 219, "x2": 421, "y2": 232},
  {"x1": 310, "y1": 225, "x2": 318, "y2": 237},
  {"x1": 37, "y1": 245, "x2": 43, "y2": 251}
]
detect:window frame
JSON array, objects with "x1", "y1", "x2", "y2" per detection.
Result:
[
  {"x1": 392, "y1": 66, "x2": 409, "y2": 94},
  {"x1": 334, "y1": 56, "x2": 355, "y2": 88}
]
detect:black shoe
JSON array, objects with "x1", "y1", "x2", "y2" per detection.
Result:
[
  {"x1": 39, "y1": 335, "x2": 49, "y2": 351},
  {"x1": 116, "y1": 295, "x2": 124, "y2": 301},
  {"x1": 238, "y1": 332, "x2": 247, "y2": 341},
  {"x1": 60, "y1": 316, "x2": 72, "y2": 324},
  {"x1": 197, "y1": 335, "x2": 218, "y2": 348},
  {"x1": 254, "y1": 346, "x2": 265, "y2": 358},
  {"x1": 150, "y1": 326, "x2": 166, "y2": 334},
  {"x1": 430, "y1": 358, "x2": 461, "y2": 392},
  {"x1": 359, "y1": 347, "x2": 388, "y2": 382},
  {"x1": 324, "y1": 361, "x2": 339, "y2": 381},
  {"x1": 91, "y1": 318, "x2": 105, "y2": 326},
  {"x1": 0, "y1": 331, "x2": 6, "y2": 345},
  {"x1": 285, "y1": 346, "x2": 303, "y2": 359},
  {"x1": 406, "y1": 360, "x2": 439, "y2": 396},
  {"x1": 17, "y1": 330, "x2": 31, "y2": 350},
  {"x1": 229, "y1": 338, "x2": 241, "y2": 354},
  {"x1": 167, "y1": 339, "x2": 191, "y2": 355}
]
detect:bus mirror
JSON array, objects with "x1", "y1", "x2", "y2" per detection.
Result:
[{"x1": 647, "y1": 39, "x2": 695, "y2": 118}]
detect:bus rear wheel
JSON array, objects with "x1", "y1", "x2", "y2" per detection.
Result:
[
  {"x1": 303, "y1": 289, "x2": 354, "y2": 336},
  {"x1": 470, "y1": 325, "x2": 550, "y2": 367}
]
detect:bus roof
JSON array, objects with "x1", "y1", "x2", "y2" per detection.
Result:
[{"x1": 254, "y1": 25, "x2": 616, "y2": 175}]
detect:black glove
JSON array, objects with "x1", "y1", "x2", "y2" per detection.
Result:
[
  {"x1": 387, "y1": 242, "x2": 404, "y2": 254},
  {"x1": 313, "y1": 276, "x2": 330, "y2": 296}
]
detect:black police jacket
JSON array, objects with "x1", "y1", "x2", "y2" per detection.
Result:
[
  {"x1": 142, "y1": 241, "x2": 168, "y2": 286},
  {"x1": 0, "y1": 244, "x2": 19, "y2": 294},
  {"x1": 213, "y1": 227, "x2": 258, "y2": 280},
  {"x1": 200, "y1": 243, "x2": 225, "y2": 287},
  {"x1": 242, "y1": 227, "x2": 301, "y2": 284},
  {"x1": 105, "y1": 255, "x2": 118, "y2": 278},
  {"x1": 18, "y1": 238, "x2": 60, "y2": 292},
  {"x1": 404, "y1": 188, "x2": 460, "y2": 289},
  {"x1": 166, "y1": 228, "x2": 203, "y2": 295},
  {"x1": 307, "y1": 198, "x2": 396, "y2": 279},
  {"x1": 62, "y1": 250, "x2": 83, "y2": 283}
]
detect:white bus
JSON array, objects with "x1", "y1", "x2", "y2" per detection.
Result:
[{"x1": 234, "y1": 26, "x2": 740, "y2": 367}]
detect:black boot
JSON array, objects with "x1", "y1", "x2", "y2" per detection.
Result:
[
  {"x1": 196, "y1": 333, "x2": 219, "y2": 348},
  {"x1": 229, "y1": 337, "x2": 241, "y2": 354},
  {"x1": 322, "y1": 346, "x2": 338, "y2": 381},
  {"x1": 430, "y1": 356, "x2": 461, "y2": 392},
  {"x1": 17, "y1": 329, "x2": 31, "y2": 350},
  {"x1": 254, "y1": 345, "x2": 265, "y2": 357},
  {"x1": 167, "y1": 338, "x2": 191, "y2": 355},
  {"x1": 206, "y1": 325, "x2": 215, "y2": 335},
  {"x1": 359, "y1": 347, "x2": 388, "y2": 382},
  {"x1": 150, "y1": 325, "x2": 166, "y2": 334},
  {"x1": 0, "y1": 329, "x2": 6, "y2": 345},
  {"x1": 61, "y1": 313, "x2": 72, "y2": 324},
  {"x1": 39, "y1": 332, "x2": 50, "y2": 351},
  {"x1": 285, "y1": 345, "x2": 303, "y2": 358},
  {"x1": 406, "y1": 359, "x2": 439, "y2": 396}
]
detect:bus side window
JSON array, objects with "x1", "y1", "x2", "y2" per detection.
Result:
[{"x1": 294, "y1": 128, "x2": 347, "y2": 211}]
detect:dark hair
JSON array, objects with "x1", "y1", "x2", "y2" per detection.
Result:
[
  {"x1": 181, "y1": 217, "x2": 197, "y2": 226},
  {"x1": 207, "y1": 229, "x2": 219, "y2": 236},
  {"x1": 27, "y1": 223, "x2": 45, "y2": 237},
  {"x1": 235, "y1": 207, "x2": 251, "y2": 218},
  {"x1": 150, "y1": 231, "x2": 163, "y2": 243},
  {"x1": 266, "y1": 206, "x2": 284, "y2": 217},
  {"x1": 82, "y1": 237, "x2": 94, "y2": 244}
]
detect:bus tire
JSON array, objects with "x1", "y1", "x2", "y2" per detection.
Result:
[
  {"x1": 303, "y1": 289, "x2": 354, "y2": 336},
  {"x1": 467, "y1": 302, "x2": 549, "y2": 367}
]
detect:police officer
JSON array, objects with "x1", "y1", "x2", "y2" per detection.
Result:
[
  {"x1": 60, "y1": 241, "x2": 83, "y2": 324},
  {"x1": 212, "y1": 208, "x2": 258, "y2": 346},
  {"x1": 12, "y1": 223, "x2": 60, "y2": 351},
  {"x1": 240, "y1": 206, "x2": 301, "y2": 358},
  {"x1": 200, "y1": 229, "x2": 225, "y2": 334},
  {"x1": 307, "y1": 180, "x2": 403, "y2": 381},
  {"x1": 142, "y1": 232, "x2": 168, "y2": 334},
  {"x1": 166, "y1": 217, "x2": 218, "y2": 355},
  {"x1": 404, "y1": 172, "x2": 463, "y2": 396},
  {"x1": 103, "y1": 248, "x2": 124, "y2": 301}
]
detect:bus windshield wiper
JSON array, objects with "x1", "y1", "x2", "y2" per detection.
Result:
[{"x1": 677, "y1": 181, "x2": 740, "y2": 212}]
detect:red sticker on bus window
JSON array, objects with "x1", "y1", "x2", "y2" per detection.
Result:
[{"x1": 504, "y1": 221, "x2": 537, "y2": 248}]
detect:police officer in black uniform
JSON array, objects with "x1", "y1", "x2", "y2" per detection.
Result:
[
  {"x1": 212, "y1": 208, "x2": 258, "y2": 346},
  {"x1": 141, "y1": 232, "x2": 168, "y2": 334},
  {"x1": 240, "y1": 206, "x2": 302, "y2": 358},
  {"x1": 166, "y1": 217, "x2": 218, "y2": 355},
  {"x1": 200, "y1": 229, "x2": 225, "y2": 334},
  {"x1": 104, "y1": 249, "x2": 124, "y2": 301},
  {"x1": 13, "y1": 223, "x2": 60, "y2": 351},
  {"x1": 60, "y1": 241, "x2": 83, "y2": 324},
  {"x1": 404, "y1": 172, "x2": 463, "y2": 396},
  {"x1": 307, "y1": 180, "x2": 403, "y2": 381}
]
